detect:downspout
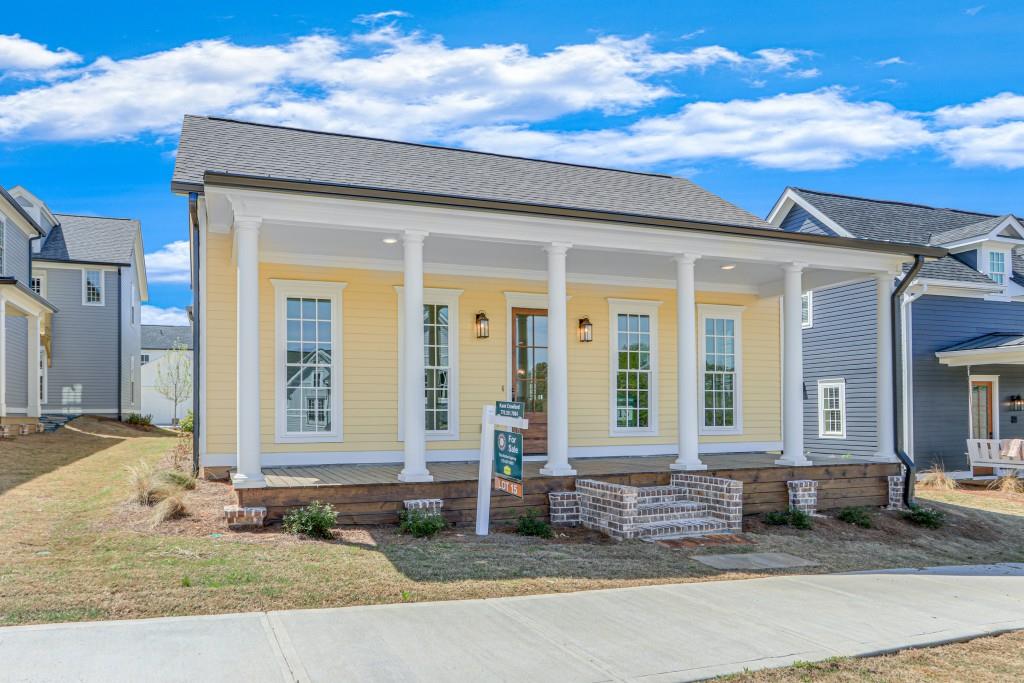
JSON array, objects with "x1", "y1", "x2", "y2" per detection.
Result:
[
  {"x1": 117, "y1": 268, "x2": 123, "y2": 421},
  {"x1": 893, "y1": 254, "x2": 925, "y2": 507},
  {"x1": 189, "y1": 193, "x2": 201, "y2": 475}
]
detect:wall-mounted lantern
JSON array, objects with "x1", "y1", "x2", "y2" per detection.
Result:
[
  {"x1": 1010, "y1": 395, "x2": 1024, "y2": 412},
  {"x1": 578, "y1": 316, "x2": 594, "y2": 343},
  {"x1": 475, "y1": 312, "x2": 490, "y2": 339}
]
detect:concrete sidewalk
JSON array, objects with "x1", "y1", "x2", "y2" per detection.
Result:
[{"x1": 2, "y1": 563, "x2": 1023, "y2": 683}]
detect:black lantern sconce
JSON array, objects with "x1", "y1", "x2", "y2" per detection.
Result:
[
  {"x1": 475, "y1": 312, "x2": 490, "y2": 339},
  {"x1": 1010, "y1": 395, "x2": 1024, "y2": 412},
  {"x1": 578, "y1": 316, "x2": 594, "y2": 343}
]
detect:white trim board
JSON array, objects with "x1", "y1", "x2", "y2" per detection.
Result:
[
  {"x1": 766, "y1": 188, "x2": 854, "y2": 238},
  {"x1": 697, "y1": 303, "x2": 745, "y2": 436}
]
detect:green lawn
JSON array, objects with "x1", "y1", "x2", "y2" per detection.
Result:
[{"x1": 2, "y1": 418, "x2": 1024, "y2": 626}]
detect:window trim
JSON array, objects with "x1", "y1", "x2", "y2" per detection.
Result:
[
  {"x1": 608, "y1": 298, "x2": 661, "y2": 437},
  {"x1": 395, "y1": 286, "x2": 463, "y2": 441},
  {"x1": 980, "y1": 245, "x2": 1011, "y2": 289},
  {"x1": 698, "y1": 304, "x2": 745, "y2": 436},
  {"x1": 30, "y1": 272, "x2": 46, "y2": 298},
  {"x1": 801, "y1": 291, "x2": 813, "y2": 329},
  {"x1": 816, "y1": 378, "x2": 847, "y2": 439},
  {"x1": 272, "y1": 279, "x2": 347, "y2": 444},
  {"x1": 81, "y1": 269, "x2": 105, "y2": 306}
]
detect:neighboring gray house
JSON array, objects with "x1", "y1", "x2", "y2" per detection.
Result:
[
  {"x1": 0, "y1": 186, "x2": 56, "y2": 428},
  {"x1": 141, "y1": 324, "x2": 193, "y2": 426},
  {"x1": 770, "y1": 187, "x2": 1024, "y2": 472},
  {"x1": 6, "y1": 186, "x2": 148, "y2": 420}
]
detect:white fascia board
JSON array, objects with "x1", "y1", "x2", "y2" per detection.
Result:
[
  {"x1": 936, "y1": 346, "x2": 1024, "y2": 367},
  {"x1": 212, "y1": 186, "x2": 908, "y2": 275},
  {"x1": 765, "y1": 188, "x2": 854, "y2": 238}
]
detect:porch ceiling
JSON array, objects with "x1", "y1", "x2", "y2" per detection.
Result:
[{"x1": 258, "y1": 222, "x2": 872, "y2": 294}]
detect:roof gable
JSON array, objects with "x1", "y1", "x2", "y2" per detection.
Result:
[
  {"x1": 38, "y1": 214, "x2": 139, "y2": 265},
  {"x1": 142, "y1": 325, "x2": 193, "y2": 350}
]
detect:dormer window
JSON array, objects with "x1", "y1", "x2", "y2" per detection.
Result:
[{"x1": 989, "y1": 251, "x2": 1007, "y2": 285}]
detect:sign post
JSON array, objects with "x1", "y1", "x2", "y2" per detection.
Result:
[{"x1": 475, "y1": 402, "x2": 528, "y2": 536}]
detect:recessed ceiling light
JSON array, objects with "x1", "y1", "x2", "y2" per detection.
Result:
[
  {"x1": 382, "y1": 237, "x2": 398, "y2": 244},
  {"x1": 721, "y1": 264, "x2": 736, "y2": 270}
]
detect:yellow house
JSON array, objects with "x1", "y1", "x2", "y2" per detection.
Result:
[{"x1": 171, "y1": 116, "x2": 940, "y2": 515}]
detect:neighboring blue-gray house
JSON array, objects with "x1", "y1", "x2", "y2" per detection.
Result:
[
  {"x1": 769, "y1": 187, "x2": 1024, "y2": 472},
  {"x1": 5, "y1": 186, "x2": 148, "y2": 421}
]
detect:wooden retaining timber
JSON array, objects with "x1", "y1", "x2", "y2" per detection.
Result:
[{"x1": 235, "y1": 461, "x2": 900, "y2": 526}]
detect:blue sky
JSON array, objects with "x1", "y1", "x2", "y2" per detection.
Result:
[{"x1": 2, "y1": 1, "x2": 1022, "y2": 323}]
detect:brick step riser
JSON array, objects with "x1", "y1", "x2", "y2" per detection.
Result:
[
  {"x1": 634, "y1": 520, "x2": 728, "y2": 540},
  {"x1": 634, "y1": 506, "x2": 709, "y2": 520},
  {"x1": 630, "y1": 512, "x2": 712, "y2": 526}
]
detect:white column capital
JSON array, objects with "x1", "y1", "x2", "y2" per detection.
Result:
[
  {"x1": 674, "y1": 254, "x2": 700, "y2": 266},
  {"x1": 544, "y1": 242, "x2": 572, "y2": 255},
  {"x1": 403, "y1": 229, "x2": 429, "y2": 243},
  {"x1": 783, "y1": 262, "x2": 808, "y2": 274},
  {"x1": 234, "y1": 215, "x2": 262, "y2": 232}
]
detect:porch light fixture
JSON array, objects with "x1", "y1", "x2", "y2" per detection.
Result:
[
  {"x1": 475, "y1": 312, "x2": 490, "y2": 339},
  {"x1": 720, "y1": 264, "x2": 736, "y2": 270},
  {"x1": 382, "y1": 237, "x2": 398, "y2": 244},
  {"x1": 1011, "y1": 395, "x2": 1024, "y2": 412},
  {"x1": 578, "y1": 316, "x2": 594, "y2": 343}
]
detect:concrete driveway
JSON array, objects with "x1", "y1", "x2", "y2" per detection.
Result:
[{"x1": 2, "y1": 563, "x2": 1023, "y2": 682}]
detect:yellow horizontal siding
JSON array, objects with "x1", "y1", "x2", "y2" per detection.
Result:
[{"x1": 202, "y1": 244, "x2": 781, "y2": 456}]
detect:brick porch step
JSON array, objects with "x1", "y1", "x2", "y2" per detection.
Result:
[
  {"x1": 635, "y1": 499, "x2": 707, "y2": 520},
  {"x1": 636, "y1": 517, "x2": 730, "y2": 540}
]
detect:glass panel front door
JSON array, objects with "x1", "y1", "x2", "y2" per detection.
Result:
[
  {"x1": 512, "y1": 308, "x2": 548, "y2": 454},
  {"x1": 971, "y1": 380, "x2": 994, "y2": 439}
]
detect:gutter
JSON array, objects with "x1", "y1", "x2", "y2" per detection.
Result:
[
  {"x1": 117, "y1": 268, "x2": 123, "y2": 422},
  {"x1": 177, "y1": 172, "x2": 948, "y2": 260},
  {"x1": 893, "y1": 254, "x2": 926, "y2": 507},
  {"x1": 189, "y1": 193, "x2": 201, "y2": 475}
]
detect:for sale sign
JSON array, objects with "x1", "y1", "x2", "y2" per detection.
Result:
[{"x1": 493, "y1": 429, "x2": 524, "y2": 498}]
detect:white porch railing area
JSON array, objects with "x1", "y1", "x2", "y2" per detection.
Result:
[{"x1": 966, "y1": 439, "x2": 1024, "y2": 474}]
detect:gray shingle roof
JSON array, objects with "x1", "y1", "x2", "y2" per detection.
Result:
[
  {"x1": 38, "y1": 214, "x2": 139, "y2": 265},
  {"x1": 913, "y1": 256, "x2": 998, "y2": 285},
  {"x1": 929, "y1": 215, "x2": 1012, "y2": 246},
  {"x1": 142, "y1": 325, "x2": 192, "y2": 350},
  {"x1": 173, "y1": 115, "x2": 771, "y2": 230},
  {"x1": 939, "y1": 332, "x2": 1024, "y2": 353}
]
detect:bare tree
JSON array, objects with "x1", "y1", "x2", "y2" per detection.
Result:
[{"x1": 155, "y1": 342, "x2": 192, "y2": 425}]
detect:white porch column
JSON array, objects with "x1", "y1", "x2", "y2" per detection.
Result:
[
  {"x1": 0, "y1": 296, "x2": 6, "y2": 418},
  {"x1": 233, "y1": 217, "x2": 265, "y2": 488},
  {"x1": 27, "y1": 314, "x2": 41, "y2": 418},
  {"x1": 398, "y1": 230, "x2": 433, "y2": 482},
  {"x1": 671, "y1": 255, "x2": 706, "y2": 471},
  {"x1": 541, "y1": 242, "x2": 575, "y2": 476},
  {"x1": 875, "y1": 273, "x2": 896, "y2": 461},
  {"x1": 776, "y1": 263, "x2": 811, "y2": 466}
]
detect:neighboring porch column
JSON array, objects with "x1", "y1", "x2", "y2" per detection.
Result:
[
  {"x1": 233, "y1": 217, "x2": 265, "y2": 488},
  {"x1": 541, "y1": 242, "x2": 576, "y2": 476},
  {"x1": 776, "y1": 264, "x2": 811, "y2": 466},
  {"x1": 875, "y1": 273, "x2": 896, "y2": 461},
  {"x1": 27, "y1": 314, "x2": 41, "y2": 418},
  {"x1": 671, "y1": 255, "x2": 706, "y2": 471},
  {"x1": 0, "y1": 296, "x2": 6, "y2": 418},
  {"x1": 398, "y1": 230, "x2": 433, "y2": 482}
]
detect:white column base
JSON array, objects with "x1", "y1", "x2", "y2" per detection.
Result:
[
  {"x1": 670, "y1": 461, "x2": 708, "y2": 471},
  {"x1": 775, "y1": 455, "x2": 812, "y2": 467},
  {"x1": 398, "y1": 469, "x2": 434, "y2": 483},
  {"x1": 539, "y1": 464, "x2": 577, "y2": 477},
  {"x1": 231, "y1": 471, "x2": 267, "y2": 488}
]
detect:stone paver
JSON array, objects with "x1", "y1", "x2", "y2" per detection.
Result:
[{"x1": 693, "y1": 551, "x2": 820, "y2": 570}]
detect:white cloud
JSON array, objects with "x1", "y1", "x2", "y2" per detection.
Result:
[
  {"x1": 452, "y1": 88, "x2": 933, "y2": 170},
  {"x1": 145, "y1": 240, "x2": 191, "y2": 283},
  {"x1": 142, "y1": 305, "x2": 190, "y2": 325},
  {"x1": 753, "y1": 48, "x2": 813, "y2": 71},
  {"x1": 876, "y1": 56, "x2": 906, "y2": 67},
  {"x1": 965, "y1": 5, "x2": 985, "y2": 16},
  {"x1": 354, "y1": 10, "x2": 410, "y2": 25},
  {"x1": 932, "y1": 92, "x2": 1024, "y2": 168},
  {"x1": 786, "y1": 68, "x2": 821, "y2": 79},
  {"x1": 0, "y1": 34, "x2": 80, "y2": 72},
  {"x1": 680, "y1": 28, "x2": 706, "y2": 40},
  {"x1": 933, "y1": 91, "x2": 1024, "y2": 126}
]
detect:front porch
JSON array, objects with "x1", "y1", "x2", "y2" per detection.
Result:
[
  {"x1": 0, "y1": 280, "x2": 52, "y2": 428},
  {"x1": 235, "y1": 453, "x2": 900, "y2": 524}
]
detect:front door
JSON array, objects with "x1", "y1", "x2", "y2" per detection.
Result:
[
  {"x1": 511, "y1": 308, "x2": 548, "y2": 454},
  {"x1": 970, "y1": 380, "x2": 994, "y2": 439}
]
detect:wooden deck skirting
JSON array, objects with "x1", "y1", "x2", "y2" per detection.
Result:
[{"x1": 234, "y1": 456, "x2": 901, "y2": 525}]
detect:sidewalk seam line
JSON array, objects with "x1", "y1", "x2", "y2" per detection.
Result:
[{"x1": 262, "y1": 611, "x2": 311, "y2": 683}]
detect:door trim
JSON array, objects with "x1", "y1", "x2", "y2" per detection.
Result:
[
  {"x1": 969, "y1": 374, "x2": 999, "y2": 441},
  {"x1": 504, "y1": 291, "x2": 569, "y2": 401}
]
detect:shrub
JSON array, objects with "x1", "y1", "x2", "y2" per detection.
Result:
[
  {"x1": 762, "y1": 508, "x2": 813, "y2": 530},
  {"x1": 398, "y1": 508, "x2": 447, "y2": 538},
  {"x1": 837, "y1": 506, "x2": 873, "y2": 529},
  {"x1": 126, "y1": 413, "x2": 153, "y2": 427},
  {"x1": 903, "y1": 504, "x2": 945, "y2": 529},
  {"x1": 282, "y1": 501, "x2": 336, "y2": 539},
  {"x1": 126, "y1": 460, "x2": 159, "y2": 505},
  {"x1": 918, "y1": 465, "x2": 959, "y2": 491},
  {"x1": 152, "y1": 493, "x2": 187, "y2": 526},
  {"x1": 179, "y1": 410, "x2": 194, "y2": 433},
  {"x1": 516, "y1": 508, "x2": 553, "y2": 538},
  {"x1": 988, "y1": 474, "x2": 1024, "y2": 495},
  {"x1": 161, "y1": 469, "x2": 197, "y2": 490}
]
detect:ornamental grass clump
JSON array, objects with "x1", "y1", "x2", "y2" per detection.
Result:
[
  {"x1": 918, "y1": 465, "x2": 959, "y2": 491},
  {"x1": 398, "y1": 508, "x2": 447, "y2": 538},
  {"x1": 988, "y1": 475, "x2": 1024, "y2": 495},
  {"x1": 160, "y1": 469, "x2": 197, "y2": 490},
  {"x1": 283, "y1": 501, "x2": 337, "y2": 539},
  {"x1": 152, "y1": 493, "x2": 188, "y2": 526}
]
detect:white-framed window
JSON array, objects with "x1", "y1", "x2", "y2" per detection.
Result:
[
  {"x1": 82, "y1": 269, "x2": 104, "y2": 305},
  {"x1": 699, "y1": 304, "x2": 744, "y2": 434},
  {"x1": 988, "y1": 250, "x2": 1007, "y2": 285},
  {"x1": 396, "y1": 287, "x2": 462, "y2": 440},
  {"x1": 30, "y1": 274, "x2": 44, "y2": 297},
  {"x1": 272, "y1": 279, "x2": 346, "y2": 443},
  {"x1": 817, "y1": 379, "x2": 847, "y2": 438},
  {"x1": 140, "y1": 353, "x2": 150, "y2": 366},
  {"x1": 608, "y1": 299, "x2": 661, "y2": 435},
  {"x1": 801, "y1": 291, "x2": 813, "y2": 328}
]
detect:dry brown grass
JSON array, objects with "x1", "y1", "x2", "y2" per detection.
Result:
[
  {"x1": 918, "y1": 465, "x2": 960, "y2": 491},
  {"x1": 988, "y1": 474, "x2": 1024, "y2": 495},
  {"x1": 2, "y1": 419, "x2": 1024, "y2": 627},
  {"x1": 719, "y1": 629, "x2": 1024, "y2": 682},
  {"x1": 151, "y1": 494, "x2": 188, "y2": 526}
]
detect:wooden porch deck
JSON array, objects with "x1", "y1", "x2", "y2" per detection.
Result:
[{"x1": 236, "y1": 454, "x2": 901, "y2": 525}]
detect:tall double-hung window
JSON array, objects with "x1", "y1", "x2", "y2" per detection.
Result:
[
  {"x1": 398, "y1": 287, "x2": 461, "y2": 440},
  {"x1": 817, "y1": 379, "x2": 846, "y2": 438},
  {"x1": 273, "y1": 280, "x2": 346, "y2": 443},
  {"x1": 82, "y1": 269, "x2": 104, "y2": 305},
  {"x1": 699, "y1": 305, "x2": 743, "y2": 434},
  {"x1": 609, "y1": 299, "x2": 660, "y2": 435},
  {"x1": 988, "y1": 251, "x2": 1007, "y2": 285}
]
